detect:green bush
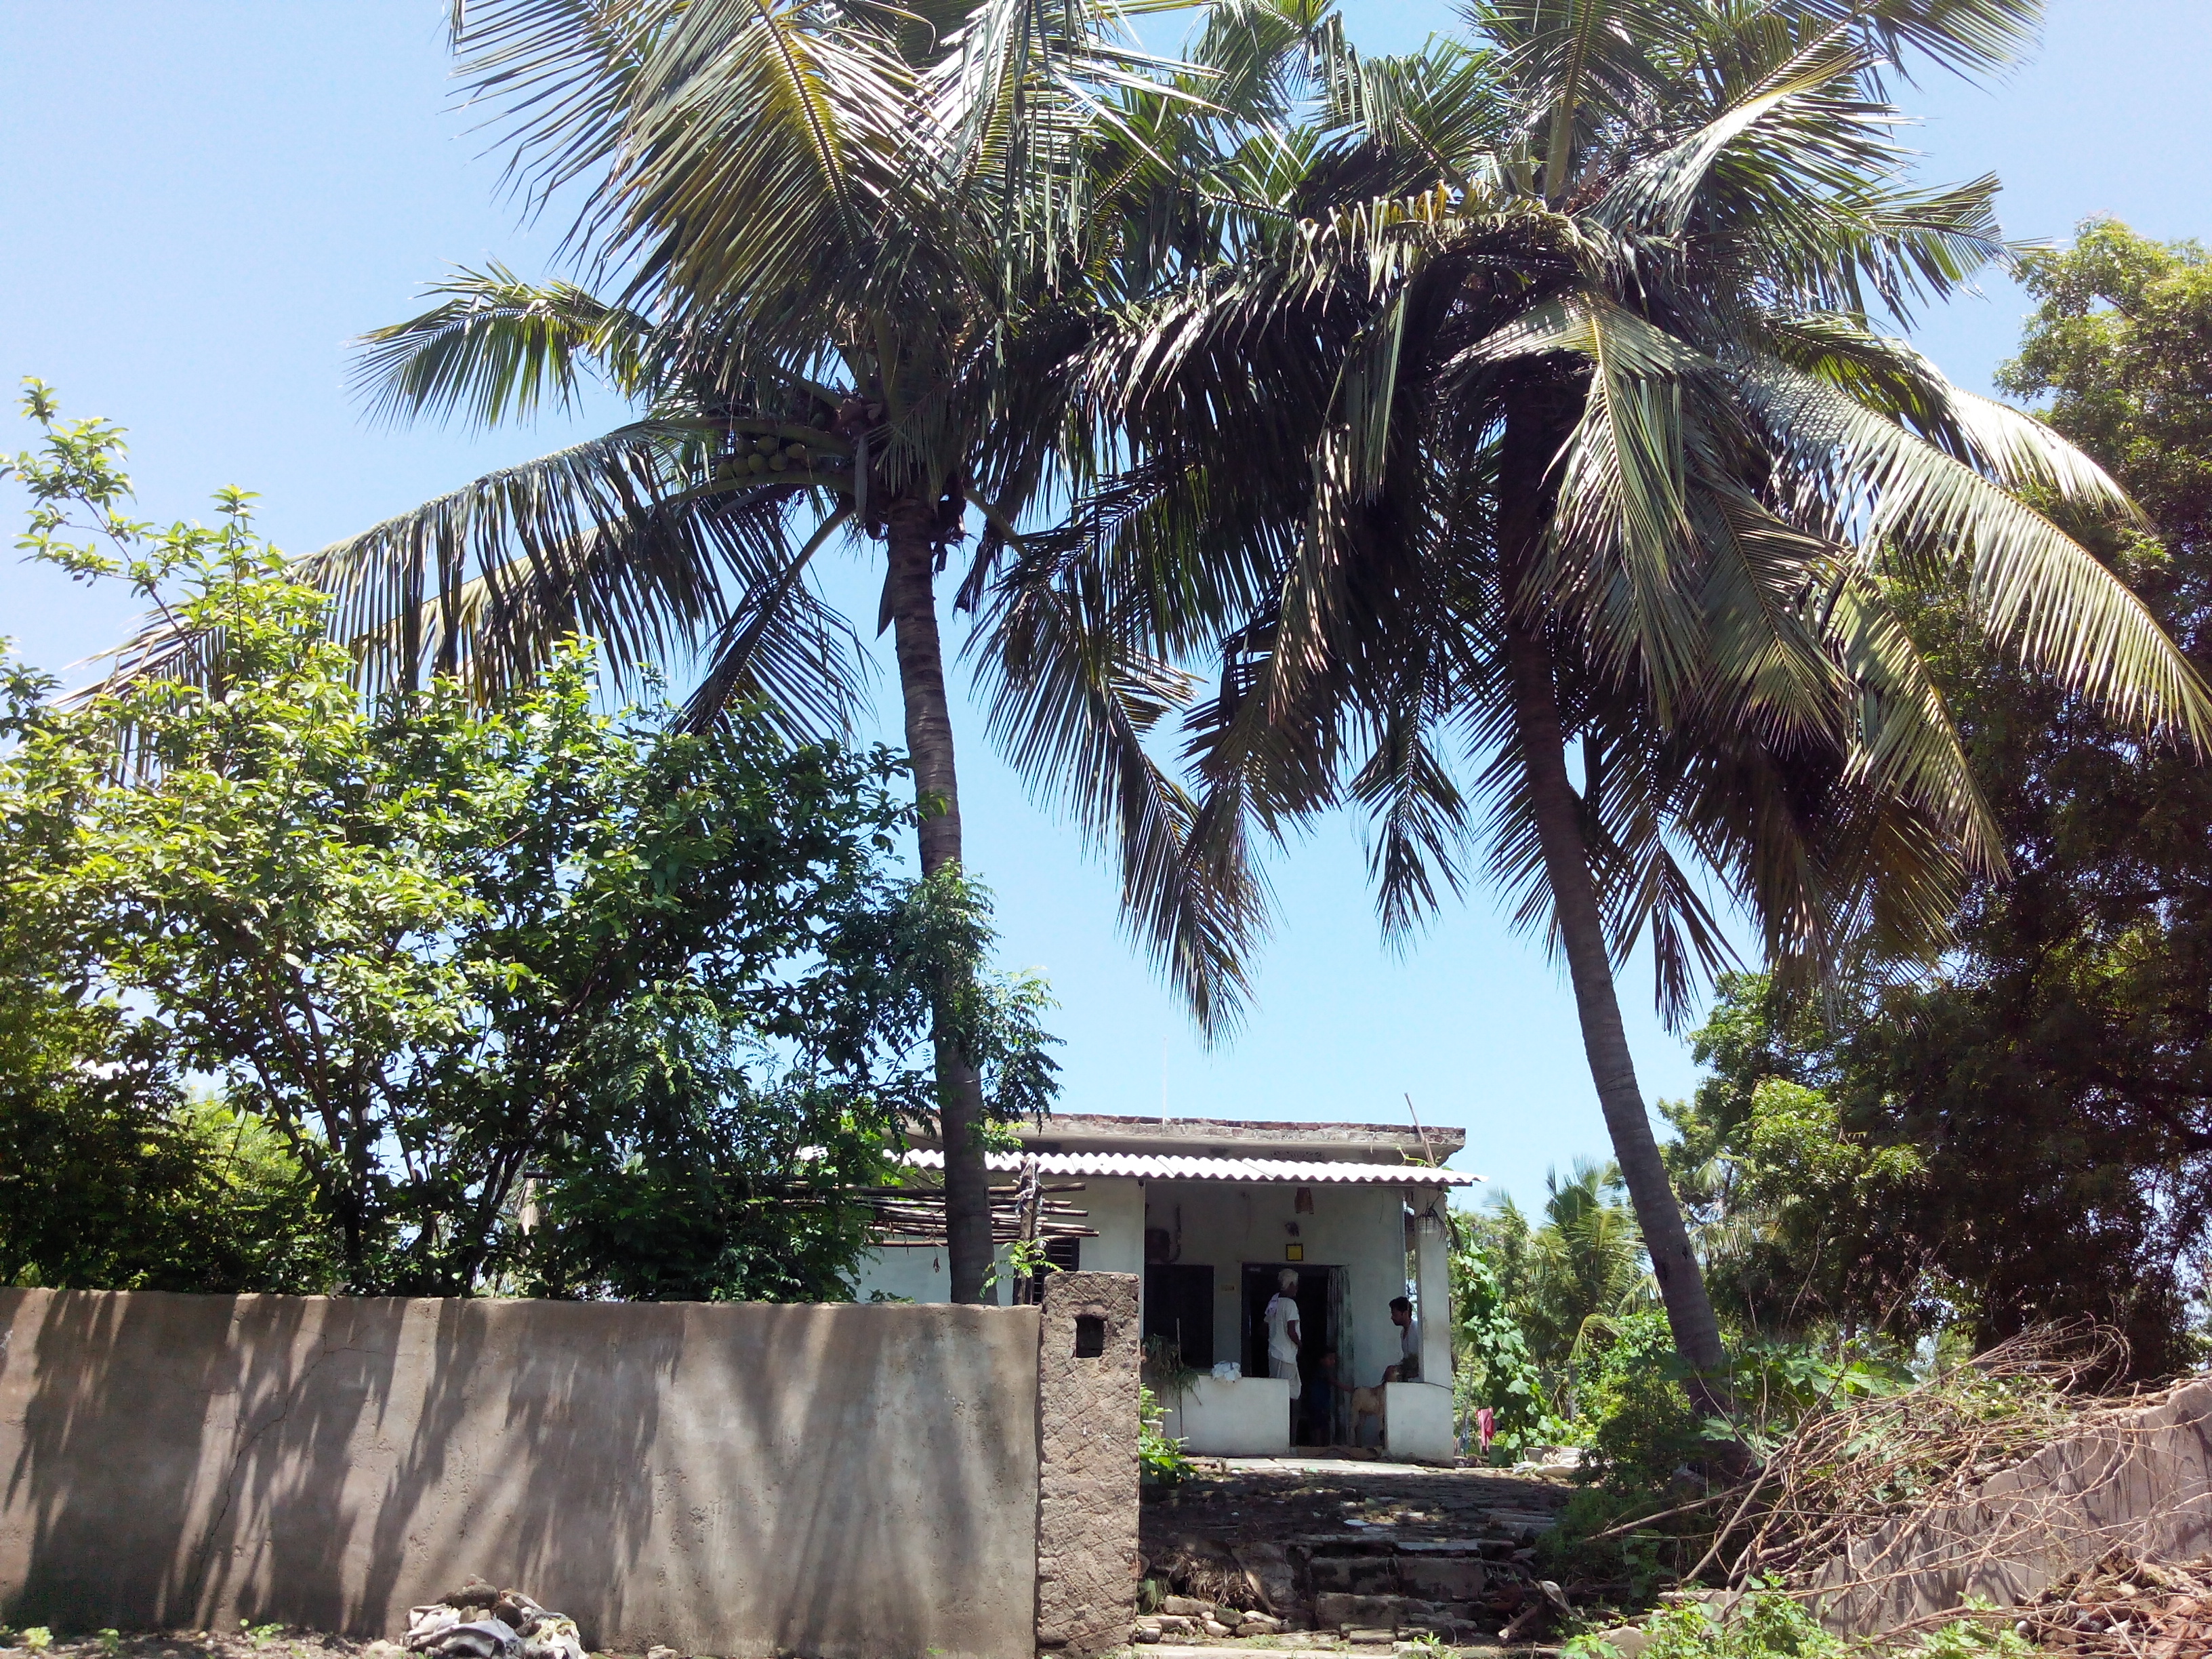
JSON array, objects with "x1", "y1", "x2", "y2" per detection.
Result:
[
  {"x1": 1139, "y1": 1385, "x2": 1193, "y2": 1486},
  {"x1": 1568, "y1": 1590, "x2": 2034, "y2": 1659}
]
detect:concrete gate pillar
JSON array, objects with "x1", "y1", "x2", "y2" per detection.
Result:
[{"x1": 1033, "y1": 1271, "x2": 1140, "y2": 1654}]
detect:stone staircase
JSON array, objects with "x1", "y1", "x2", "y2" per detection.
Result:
[{"x1": 1138, "y1": 1461, "x2": 1569, "y2": 1645}]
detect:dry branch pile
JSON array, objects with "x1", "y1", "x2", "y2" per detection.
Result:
[
  {"x1": 1706, "y1": 1326, "x2": 2123, "y2": 1591},
  {"x1": 2013, "y1": 1552, "x2": 2212, "y2": 1659}
]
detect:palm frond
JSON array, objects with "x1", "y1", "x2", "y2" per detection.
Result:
[
  {"x1": 352, "y1": 265, "x2": 658, "y2": 428},
  {"x1": 1740, "y1": 361, "x2": 2211, "y2": 739},
  {"x1": 978, "y1": 535, "x2": 1267, "y2": 1036}
]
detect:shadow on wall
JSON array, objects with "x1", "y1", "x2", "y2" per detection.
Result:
[{"x1": 0, "y1": 1291, "x2": 1040, "y2": 1659}]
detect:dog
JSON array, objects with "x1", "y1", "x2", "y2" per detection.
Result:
[{"x1": 1347, "y1": 1382, "x2": 1387, "y2": 1444}]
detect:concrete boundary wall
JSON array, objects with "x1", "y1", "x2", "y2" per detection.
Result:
[
  {"x1": 0, "y1": 1286, "x2": 1124, "y2": 1659},
  {"x1": 1810, "y1": 1380, "x2": 2212, "y2": 1635}
]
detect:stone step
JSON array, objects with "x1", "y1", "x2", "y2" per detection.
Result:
[
  {"x1": 1306, "y1": 1551, "x2": 1488, "y2": 1601},
  {"x1": 1313, "y1": 1591, "x2": 1488, "y2": 1633}
]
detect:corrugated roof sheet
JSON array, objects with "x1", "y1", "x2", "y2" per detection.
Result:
[{"x1": 900, "y1": 1149, "x2": 1480, "y2": 1185}]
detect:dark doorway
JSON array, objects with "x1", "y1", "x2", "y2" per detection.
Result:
[
  {"x1": 1143, "y1": 1263, "x2": 1214, "y2": 1368},
  {"x1": 1241, "y1": 1263, "x2": 1349, "y2": 1445}
]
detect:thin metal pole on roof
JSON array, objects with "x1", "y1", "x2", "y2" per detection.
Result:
[{"x1": 1404, "y1": 1093, "x2": 1439, "y2": 1167}]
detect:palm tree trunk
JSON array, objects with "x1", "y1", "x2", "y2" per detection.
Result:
[
  {"x1": 1498, "y1": 405, "x2": 1729, "y2": 1385},
  {"x1": 885, "y1": 498, "x2": 995, "y2": 1305}
]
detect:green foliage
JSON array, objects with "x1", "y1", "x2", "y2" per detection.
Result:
[
  {"x1": 859, "y1": 866, "x2": 1063, "y2": 1137},
  {"x1": 2, "y1": 386, "x2": 1054, "y2": 1298},
  {"x1": 1652, "y1": 222, "x2": 2212, "y2": 1372},
  {"x1": 1462, "y1": 1165, "x2": 1654, "y2": 1422},
  {"x1": 1568, "y1": 1590, "x2": 2034, "y2": 1659},
  {"x1": 1451, "y1": 1231, "x2": 1565, "y2": 1456},
  {"x1": 1576, "y1": 1311, "x2": 1706, "y2": 1489},
  {"x1": 1568, "y1": 1592, "x2": 1840, "y2": 1659},
  {"x1": 1138, "y1": 1385, "x2": 1193, "y2": 1486},
  {"x1": 0, "y1": 1060, "x2": 333, "y2": 1293},
  {"x1": 981, "y1": 1237, "x2": 1063, "y2": 1294},
  {"x1": 1538, "y1": 1309, "x2": 1712, "y2": 1592},
  {"x1": 518, "y1": 994, "x2": 899, "y2": 1303},
  {"x1": 1662, "y1": 972, "x2": 1937, "y2": 1342},
  {"x1": 1680, "y1": 954, "x2": 2206, "y2": 1374}
]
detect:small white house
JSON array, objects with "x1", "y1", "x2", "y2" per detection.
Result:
[{"x1": 851, "y1": 1113, "x2": 1481, "y2": 1462}]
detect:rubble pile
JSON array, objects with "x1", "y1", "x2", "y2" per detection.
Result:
[
  {"x1": 402, "y1": 1578, "x2": 585, "y2": 1659},
  {"x1": 2016, "y1": 1554, "x2": 2212, "y2": 1659}
]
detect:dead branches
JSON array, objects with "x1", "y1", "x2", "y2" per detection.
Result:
[{"x1": 1711, "y1": 1324, "x2": 2128, "y2": 1591}]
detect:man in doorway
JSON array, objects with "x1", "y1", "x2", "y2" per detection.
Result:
[
  {"x1": 1386, "y1": 1294, "x2": 1421, "y2": 1382},
  {"x1": 1265, "y1": 1269, "x2": 1302, "y2": 1438}
]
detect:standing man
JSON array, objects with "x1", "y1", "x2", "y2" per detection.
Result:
[
  {"x1": 1387, "y1": 1295, "x2": 1421, "y2": 1382},
  {"x1": 1265, "y1": 1269, "x2": 1303, "y2": 1439}
]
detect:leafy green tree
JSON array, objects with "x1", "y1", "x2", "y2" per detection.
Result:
[
  {"x1": 76, "y1": 0, "x2": 1294, "y2": 1303},
  {"x1": 1662, "y1": 972, "x2": 1936, "y2": 1343},
  {"x1": 1675, "y1": 968, "x2": 2202, "y2": 1376},
  {"x1": 4, "y1": 386, "x2": 1053, "y2": 1296},
  {"x1": 1065, "y1": 0, "x2": 2210, "y2": 1387},
  {"x1": 1655, "y1": 223, "x2": 2212, "y2": 1376},
  {"x1": 0, "y1": 958, "x2": 333, "y2": 1293},
  {"x1": 1450, "y1": 1226, "x2": 1563, "y2": 1455}
]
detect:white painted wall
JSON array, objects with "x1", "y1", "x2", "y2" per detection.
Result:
[
  {"x1": 1141, "y1": 1180, "x2": 1411, "y2": 1391},
  {"x1": 1160, "y1": 1376, "x2": 1290, "y2": 1456},
  {"x1": 1384, "y1": 1380, "x2": 1455, "y2": 1464},
  {"x1": 850, "y1": 1176, "x2": 1146, "y2": 1304},
  {"x1": 1079, "y1": 1176, "x2": 1146, "y2": 1276},
  {"x1": 848, "y1": 1177, "x2": 1441, "y2": 1412}
]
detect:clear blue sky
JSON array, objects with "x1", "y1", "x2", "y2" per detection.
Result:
[{"x1": 4, "y1": 1, "x2": 2208, "y2": 1209}]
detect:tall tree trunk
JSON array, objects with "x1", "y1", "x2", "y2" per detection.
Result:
[
  {"x1": 885, "y1": 498, "x2": 995, "y2": 1305},
  {"x1": 1498, "y1": 404, "x2": 1730, "y2": 1385}
]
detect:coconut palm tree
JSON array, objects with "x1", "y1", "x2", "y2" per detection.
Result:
[
  {"x1": 1480, "y1": 1162, "x2": 1651, "y2": 1414},
  {"x1": 91, "y1": 0, "x2": 1298, "y2": 1301},
  {"x1": 1029, "y1": 0, "x2": 2211, "y2": 1378}
]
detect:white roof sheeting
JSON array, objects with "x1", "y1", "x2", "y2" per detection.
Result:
[{"x1": 899, "y1": 1149, "x2": 1480, "y2": 1185}]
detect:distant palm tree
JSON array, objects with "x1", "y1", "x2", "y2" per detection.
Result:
[
  {"x1": 1046, "y1": 0, "x2": 2211, "y2": 1382},
  {"x1": 94, "y1": 0, "x2": 1290, "y2": 1301},
  {"x1": 1482, "y1": 1162, "x2": 1651, "y2": 1414}
]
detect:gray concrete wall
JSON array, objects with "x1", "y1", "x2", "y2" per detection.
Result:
[
  {"x1": 1809, "y1": 1380, "x2": 2212, "y2": 1635},
  {"x1": 0, "y1": 1289, "x2": 1041, "y2": 1659},
  {"x1": 1033, "y1": 1274, "x2": 1139, "y2": 1656}
]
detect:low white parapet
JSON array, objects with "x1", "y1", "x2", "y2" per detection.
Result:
[
  {"x1": 1384, "y1": 1380, "x2": 1455, "y2": 1465},
  {"x1": 1161, "y1": 1375, "x2": 1291, "y2": 1456}
]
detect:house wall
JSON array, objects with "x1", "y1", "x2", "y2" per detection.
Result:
[
  {"x1": 1159, "y1": 1377, "x2": 1292, "y2": 1456},
  {"x1": 0, "y1": 1288, "x2": 1061, "y2": 1659},
  {"x1": 1141, "y1": 1180, "x2": 1410, "y2": 1391},
  {"x1": 851, "y1": 1175, "x2": 1145, "y2": 1305},
  {"x1": 1074, "y1": 1178, "x2": 1146, "y2": 1277}
]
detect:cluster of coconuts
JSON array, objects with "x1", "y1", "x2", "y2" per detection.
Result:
[{"x1": 730, "y1": 432, "x2": 836, "y2": 478}]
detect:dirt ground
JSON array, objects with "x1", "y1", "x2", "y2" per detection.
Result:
[{"x1": 0, "y1": 1636, "x2": 384, "y2": 1659}]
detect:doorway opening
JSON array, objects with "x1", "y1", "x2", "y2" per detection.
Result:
[
  {"x1": 1143, "y1": 1263, "x2": 1215, "y2": 1368},
  {"x1": 1241, "y1": 1263, "x2": 1349, "y2": 1446}
]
